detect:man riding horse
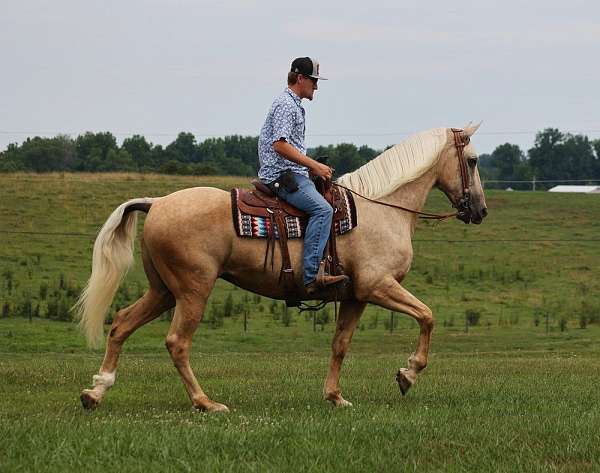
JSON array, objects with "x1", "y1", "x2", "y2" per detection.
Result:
[
  {"x1": 257, "y1": 57, "x2": 348, "y2": 295},
  {"x1": 75, "y1": 55, "x2": 488, "y2": 411}
]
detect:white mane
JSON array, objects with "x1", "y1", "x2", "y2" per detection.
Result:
[{"x1": 336, "y1": 128, "x2": 448, "y2": 199}]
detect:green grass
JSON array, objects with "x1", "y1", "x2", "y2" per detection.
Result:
[
  {"x1": 1, "y1": 173, "x2": 599, "y2": 326},
  {"x1": 1, "y1": 173, "x2": 600, "y2": 472},
  {"x1": 2, "y1": 319, "x2": 600, "y2": 472}
]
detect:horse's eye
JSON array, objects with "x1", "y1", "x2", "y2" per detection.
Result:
[{"x1": 467, "y1": 157, "x2": 478, "y2": 167}]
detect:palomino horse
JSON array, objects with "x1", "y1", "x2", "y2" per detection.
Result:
[{"x1": 76, "y1": 124, "x2": 487, "y2": 412}]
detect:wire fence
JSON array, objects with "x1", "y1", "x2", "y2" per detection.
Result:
[
  {"x1": 483, "y1": 178, "x2": 600, "y2": 191},
  {"x1": 1, "y1": 229, "x2": 598, "y2": 243}
]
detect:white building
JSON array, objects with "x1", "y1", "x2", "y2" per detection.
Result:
[{"x1": 548, "y1": 185, "x2": 600, "y2": 194}]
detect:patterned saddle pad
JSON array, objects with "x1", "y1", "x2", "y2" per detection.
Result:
[{"x1": 231, "y1": 185, "x2": 358, "y2": 239}]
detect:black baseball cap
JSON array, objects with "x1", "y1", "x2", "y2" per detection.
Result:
[{"x1": 290, "y1": 57, "x2": 328, "y2": 80}]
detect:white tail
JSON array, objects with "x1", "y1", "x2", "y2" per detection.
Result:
[{"x1": 74, "y1": 197, "x2": 156, "y2": 348}]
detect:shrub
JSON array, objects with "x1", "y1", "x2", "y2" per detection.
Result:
[
  {"x1": 16, "y1": 299, "x2": 32, "y2": 319},
  {"x1": 559, "y1": 317, "x2": 568, "y2": 332},
  {"x1": 465, "y1": 309, "x2": 481, "y2": 326},
  {"x1": 223, "y1": 293, "x2": 233, "y2": 318},
  {"x1": 269, "y1": 300, "x2": 278, "y2": 314},
  {"x1": 383, "y1": 312, "x2": 399, "y2": 331},
  {"x1": 281, "y1": 306, "x2": 291, "y2": 327},
  {"x1": 316, "y1": 308, "x2": 330, "y2": 326},
  {"x1": 368, "y1": 312, "x2": 379, "y2": 329},
  {"x1": 205, "y1": 305, "x2": 223, "y2": 329},
  {"x1": 39, "y1": 282, "x2": 48, "y2": 300}
]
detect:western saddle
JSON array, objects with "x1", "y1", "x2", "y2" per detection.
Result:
[{"x1": 233, "y1": 178, "x2": 351, "y2": 306}]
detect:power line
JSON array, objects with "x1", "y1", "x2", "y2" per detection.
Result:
[{"x1": 1, "y1": 129, "x2": 600, "y2": 139}]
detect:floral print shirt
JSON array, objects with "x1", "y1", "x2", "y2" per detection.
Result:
[{"x1": 257, "y1": 88, "x2": 309, "y2": 183}]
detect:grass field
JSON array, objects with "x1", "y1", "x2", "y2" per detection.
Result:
[{"x1": 1, "y1": 173, "x2": 600, "y2": 472}]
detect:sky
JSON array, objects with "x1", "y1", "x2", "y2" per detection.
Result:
[{"x1": 1, "y1": 0, "x2": 599, "y2": 156}]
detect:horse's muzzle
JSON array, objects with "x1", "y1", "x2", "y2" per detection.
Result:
[{"x1": 457, "y1": 205, "x2": 487, "y2": 225}]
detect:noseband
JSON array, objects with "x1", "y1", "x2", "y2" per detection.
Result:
[{"x1": 451, "y1": 128, "x2": 472, "y2": 219}]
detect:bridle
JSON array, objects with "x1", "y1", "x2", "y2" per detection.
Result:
[
  {"x1": 335, "y1": 128, "x2": 473, "y2": 221},
  {"x1": 451, "y1": 128, "x2": 472, "y2": 221}
]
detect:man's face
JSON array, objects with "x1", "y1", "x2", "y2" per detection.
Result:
[{"x1": 299, "y1": 75, "x2": 318, "y2": 100}]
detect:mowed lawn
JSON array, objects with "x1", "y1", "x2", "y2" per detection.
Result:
[
  {"x1": 1, "y1": 318, "x2": 600, "y2": 473},
  {"x1": 1, "y1": 173, "x2": 600, "y2": 472}
]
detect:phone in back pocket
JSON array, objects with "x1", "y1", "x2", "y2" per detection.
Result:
[{"x1": 277, "y1": 171, "x2": 299, "y2": 193}]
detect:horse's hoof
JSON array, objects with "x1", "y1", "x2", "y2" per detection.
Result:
[
  {"x1": 396, "y1": 369, "x2": 413, "y2": 396},
  {"x1": 325, "y1": 392, "x2": 353, "y2": 408},
  {"x1": 194, "y1": 401, "x2": 230, "y2": 414},
  {"x1": 333, "y1": 398, "x2": 353, "y2": 408},
  {"x1": 80, "y1": 390, "x2": 100, "y2": 410},
  {"x1": 208, "y1": 402, "x2": 230, "y2": 414}
]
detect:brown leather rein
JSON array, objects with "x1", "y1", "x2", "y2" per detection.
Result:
[{"x1": 334, "y1": 128, "x2": 472, "y2": 221}]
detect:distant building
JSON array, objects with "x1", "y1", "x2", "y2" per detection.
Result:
[{"x1": 548, "y1": 185, "x2": 600, "y2": 194}]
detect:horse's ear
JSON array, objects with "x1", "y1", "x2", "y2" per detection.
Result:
[{"x1": 464, "y1": 121, "x2": 482, "y2": 137}]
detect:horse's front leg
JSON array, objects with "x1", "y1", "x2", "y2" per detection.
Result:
[
  {"x1": 323, "y1": 300, "x2": 366, "y2": 407},
  {"x1": 368, "y1": 277, "x2": 434, "y2": 395}
]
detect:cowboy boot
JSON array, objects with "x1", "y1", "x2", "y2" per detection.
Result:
[{"x1": 305, "y1": 260, "x2": 349, "y2": 295}]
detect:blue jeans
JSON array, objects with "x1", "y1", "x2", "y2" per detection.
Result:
[{"x1": 271, "y1": 173, "x2": 333, "y2": 285}]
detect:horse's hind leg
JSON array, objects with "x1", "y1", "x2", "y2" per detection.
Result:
[
  {"x1": 368, "y1": 277, "x2": 434, "y2": 396},
  {"x1": 80, "y1": 288, "x2": 174, "y2": 409},
  {"x1": 81, "y1": 240, "x2": 175, "y2": 409},
  {"x1": 165, "y1": 287, "x2": 229, "y2": 413}
]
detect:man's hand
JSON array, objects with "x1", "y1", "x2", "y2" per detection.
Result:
[
  {"x1": 310, "y1": 161, "x2": 333, "y2": 180},
  {"x1": 273, "y1": 139, "x2": 333, "y2": 180}
]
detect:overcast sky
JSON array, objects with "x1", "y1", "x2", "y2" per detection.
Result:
[{"x1": 1, "y1": 0, "x2": 599, "y2": 155}]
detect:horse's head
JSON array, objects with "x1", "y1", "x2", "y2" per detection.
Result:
[{"x1": 436, "y1": 123, "x2": 488, "y2": 224}]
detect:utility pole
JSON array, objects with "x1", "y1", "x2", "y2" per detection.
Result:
[{"x1": 532, "y1": 175, "x2": 536, "y2": 192}]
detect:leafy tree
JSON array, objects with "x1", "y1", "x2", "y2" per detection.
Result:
[
  {"x1": 593, "y1": 139, "x2": 600, "y2": 175},
  {"x1": 12, "y1": 135, "x2": 77, "y2": 172},
  {"x1": 75, "y1": 132, "x2": 118, "y2": 171},
  {"x1": 122, "y1": 135, "x2": 152, "y2": 169},
  {"x1": 165, "y1": 132, "x2": 198, "y2": 163},
  {"x1": 6, "y1": 128, "x2": 597, "y2": 182},
  {"x1": 159, "y1": 160, "x2": 185, "y2": 175},
  {"x1": 332, "y1": 143, "x2": 366, "y2": 175},
  {"x1": 489, "y1": 143, "x2": 526, "y2": 181},
  {"x1": 528, "y1": 129, "x2": 598, "y2": 184},
  {"x1": 358, "y1": 144, "x2": 378, "y2": 162},
  {"x1": 100, "y1": 149, "x2": 136, "y2": 171}
]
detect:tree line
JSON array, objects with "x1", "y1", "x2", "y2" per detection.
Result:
[
  {"x1": 479, "y1": 128, "x2": 600, "y2": 189},
  {"x1": 1, "y1": 129, "x2": 599, "y2": 186}
]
